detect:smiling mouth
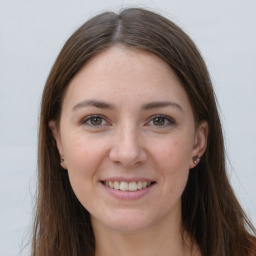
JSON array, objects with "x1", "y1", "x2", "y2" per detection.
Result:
[{"x1": 102, "y1": 181, "x2": 155, "y2": 192}]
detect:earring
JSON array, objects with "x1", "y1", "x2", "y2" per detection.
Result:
[
  {"x1": 193, "y1": 155, "x2": 201, "y2": 164},
  {"x1": 60, "y1": 158, "x2": 66, "y2": 169}
]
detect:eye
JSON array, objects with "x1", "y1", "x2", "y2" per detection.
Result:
[
  {"x1": 147, "y1": 115, "x2": 175, "y2": 127},
  {"x1": 81, "y1": 115, "x2": 109, "y2": 127}
]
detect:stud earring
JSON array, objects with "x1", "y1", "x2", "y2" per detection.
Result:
[
  {"x1": 60, "y1": 158, "x2": 67, "y2": 169},
  {"x1": 193, "y1": 155, "x2": 201, "y2": 164}
]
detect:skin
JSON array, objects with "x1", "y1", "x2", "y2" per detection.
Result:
[{"x1": 50, "y1": 46, "x2": 207, "y2": 256}]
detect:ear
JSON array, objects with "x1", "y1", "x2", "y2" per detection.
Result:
[
  {"x1": 189, "y1": 121, "x2": 208, "y2": 168},
  {"x1": 49, "y1": 121, "x2": 67, "y2": 169}
]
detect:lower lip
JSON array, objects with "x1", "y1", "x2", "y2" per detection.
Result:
[{"x1": 102, "y1": 183, "x2": 155, "y2": 200}]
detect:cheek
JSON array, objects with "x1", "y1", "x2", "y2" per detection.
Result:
[
  {"x1": 63, "y1": 133, "x2": 104, "y2": 171},
  {"x1": 62, "y1": 139, "x2": 107, "y2": 212},
  {"x1": 62, "y1": 135, "x2": 106, "y2": 194},
  {"x1": 150, "y1": 138, "x2": 192, "y2": 194},
  {"x1": 152, "y1": 137, "x2": 192, "y2": 170}
]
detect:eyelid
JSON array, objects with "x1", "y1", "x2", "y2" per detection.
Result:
[
  {"x1": 145, "y1": 114, "x2": 176, "y2": 127},
  {"x1": 80, "y1": 114, "x2": 175, "y2": 128},
  {"x1": 81, "y1": 114, "x2": 110, "y2": 127}
]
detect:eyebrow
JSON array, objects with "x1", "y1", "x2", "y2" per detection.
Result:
[
  {"x1": 72, "y1": 99, "x2": 183, "y2": 112},
  {"x1": 72, "y1": 99, "x2": 115, "y2": 111},
  {"x1": 142, "y1": 101, "x2": 183, "y2": 112}
]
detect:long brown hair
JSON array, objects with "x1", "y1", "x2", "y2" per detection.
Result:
[{"x1": 32, "y1": 8, "x2": 256, "y2": 256}]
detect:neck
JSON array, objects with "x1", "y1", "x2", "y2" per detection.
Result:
[{"x1": 92, "y1": 214, "x2": 198, "y2": 256}]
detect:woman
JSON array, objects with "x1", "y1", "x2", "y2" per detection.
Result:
[{"x1": 32, "y1": 8, "x2": 256, "y2": 256}]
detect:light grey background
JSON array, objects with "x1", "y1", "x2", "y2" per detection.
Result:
[{"x1": 0, "y1": 0, "x2": 255, "y2": 255}]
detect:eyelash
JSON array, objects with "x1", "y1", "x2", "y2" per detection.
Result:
[
  {"x1": 81, "y1": 114, "x2": 175, "y2": 128},
  {"x1": 146, "y1": 115, "x2": 175, "y2": 128},
  {"x1": 81, "y1": 115, "x2": 109, "y2": 127}
]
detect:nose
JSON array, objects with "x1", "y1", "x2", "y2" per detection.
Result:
[{"x1": 109, "y1": 125, "x2": 147, "y2": 167}]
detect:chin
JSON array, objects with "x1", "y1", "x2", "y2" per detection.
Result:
[
  {"x1": 92, "y1": 209, "x2": 155, "y2": 233},
  {"x1": 105, "y1": 220, "x2": 151, "y2": 233}
]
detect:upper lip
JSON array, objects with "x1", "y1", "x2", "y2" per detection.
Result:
[{"x1": 100, "y1": 176, "x2": 155, "y2": 183}]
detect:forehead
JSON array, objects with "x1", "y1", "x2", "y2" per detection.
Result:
[{"x1": 62, "y1": 46, "x2": 192, "y2": 112}]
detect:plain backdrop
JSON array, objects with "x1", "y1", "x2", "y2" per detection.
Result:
[{"x1": 0, "y1": 0, "x2": 255, "y2": 255}]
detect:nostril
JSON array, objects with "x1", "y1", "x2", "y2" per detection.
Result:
[
  {"x1": 109, "y1": 148, "x2": 147, "y2": 167},
  {"x1": 108, "y1": 133, "x2": 148, "y2": 167}
]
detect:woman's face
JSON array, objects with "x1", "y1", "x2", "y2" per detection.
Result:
[{"x1": 50, "y1": 47, "x2": 207, "y2": 233}]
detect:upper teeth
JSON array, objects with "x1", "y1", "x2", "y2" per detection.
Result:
[{"x1": 104, "y1": 181, "x2": 152, "y2": 191}]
